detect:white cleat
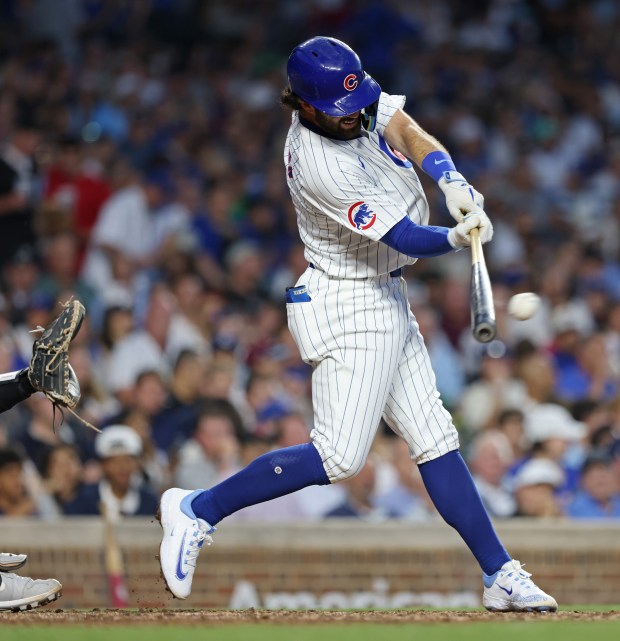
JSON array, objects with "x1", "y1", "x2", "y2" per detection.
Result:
[
  {"x1": 0, "y1": 553, "x2": 28, "y2": 572},
  {"x1": 0, "y1": 573, "x2": 62, "y2": 612},
  {"x1": 483, "y1": 559, "x2": 558, "y2": 612},
  {"x1": 158, "y1": 488, "x2": 214, "y2": 599}
]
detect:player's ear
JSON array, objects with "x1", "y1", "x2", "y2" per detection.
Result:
[{"x1": 298, "y1": 100, "x2": 315, "y2": 116}]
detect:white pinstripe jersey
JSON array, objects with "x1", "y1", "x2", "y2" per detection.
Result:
[{"x1": 284, "y1": 92, "x2": 429, "y2": 279}]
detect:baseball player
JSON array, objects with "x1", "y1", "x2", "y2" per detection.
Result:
[
  {"x1": 159, "y1": 37, "x2": 557, "y2": 612},
  {"x1": 0, "y1": 299, "x2": 84, "y2": 611}
]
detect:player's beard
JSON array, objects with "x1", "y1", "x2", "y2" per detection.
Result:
[{"x1": 315, "y1": 111, "x2": 362, "y2": 139}]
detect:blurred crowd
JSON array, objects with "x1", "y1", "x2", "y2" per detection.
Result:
[{"x1": 1, "y1": 0, "x2": 620, "y2": 522}]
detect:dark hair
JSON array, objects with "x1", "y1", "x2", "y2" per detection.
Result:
[
  {"x1": 101, "y1": 305, "x2": 132, "y2": 349},
  {"x1": 0, "y1": 447, "x2": 24, "y2": 471},
  {"x1": 174, "y1": 349, "x2": 199, "y2": 373},
  {"x1": 41, "y1": 443, "x2": 80, "y2": 478},
  {"x1": 498, "y1": 408, "x2": 524, "y2": 426},
  {"x1": 280, "y1": 85, "x2": 303, "y2": 111},
  {"x1": 196, "y1": 398, "x2": 246, "y2": 442}
]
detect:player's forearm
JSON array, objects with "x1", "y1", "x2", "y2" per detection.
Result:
[
  {"x1": 383, "y1": 110, "x2": 448, "y2": 167},
  {"x1": 380, "y1": 217, "x2": 453, "y2": 258}
]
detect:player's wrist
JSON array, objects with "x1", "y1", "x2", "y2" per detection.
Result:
[{"x1": 421, "y1": 151, "x2": 457, "y2": 182}]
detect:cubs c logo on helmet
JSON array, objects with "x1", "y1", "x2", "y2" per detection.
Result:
[
  {"x1": 348, "y1": 201, "x2": 376, "y2": 230},
  {"x1": 343, "y1": 73, "x2": 358, "y2": 91}
]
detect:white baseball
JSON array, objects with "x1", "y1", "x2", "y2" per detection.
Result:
[{"x1": 507, "y1": 292, "x2": 541, "y2": 320}]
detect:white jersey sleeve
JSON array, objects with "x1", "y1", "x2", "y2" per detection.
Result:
[
  {"x1": 301, "y1": 152, "x2": 406, "y2": 241},
  {"x1": 374, "y1": 92, "x2": 406, "y2": 136}
]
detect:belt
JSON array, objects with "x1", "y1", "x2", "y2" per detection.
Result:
[{"x1": 309, "y1": 263, "x2": 402, "y2": 278}]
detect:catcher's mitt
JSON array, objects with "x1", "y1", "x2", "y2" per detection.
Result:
[{"x1": 28, "y1": 298, "x2": 85, "y2": 412}]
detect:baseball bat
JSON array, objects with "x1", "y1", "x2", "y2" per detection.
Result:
[
  {"x1": 470, "y1": 227, "x2": 497, "y2": 343},
  {"x1": 100, "y1": 503, "x2": 129, "y2": 608}
]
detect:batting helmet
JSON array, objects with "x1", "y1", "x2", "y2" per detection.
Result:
[{"x1": 287, "y1": 37, "x2": 381, "y2": 119}]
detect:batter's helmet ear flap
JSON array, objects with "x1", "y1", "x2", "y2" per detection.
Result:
[
  {"x1": 361, "y1": 99, "x2": 378, "y2": 132},
  {"x1": 287, "y1": 36, "x2": 381, "y2": 117}
]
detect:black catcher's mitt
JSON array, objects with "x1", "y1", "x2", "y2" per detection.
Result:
[{"x1": 28, "y1": 299, "x2": 85, "y2": 410}]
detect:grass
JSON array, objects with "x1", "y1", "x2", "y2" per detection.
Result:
[
  {"x1": 5, "y1": 608, "x2": 620, "y2": 641},
  {"x1": 5, "y1": 621, "x2": 620, "y2": 641}
]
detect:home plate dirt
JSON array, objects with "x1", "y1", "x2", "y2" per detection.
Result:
[{"x1": 0, "y1": 609, "x2": 619, "y2": 625}]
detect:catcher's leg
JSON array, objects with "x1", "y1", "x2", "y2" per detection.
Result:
[
  {"x1": 0, "y1": 369, "x2": 35, "y2": 413},
  {"x1": 0, "y1": 571, "x2": 62, "y2": 612}
]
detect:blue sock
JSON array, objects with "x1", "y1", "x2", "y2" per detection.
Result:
[
  {"x1": 418, "y1": 450, "x2": 510, "y2": 576},
  {"x1": 191, "y1": 443, "x2": 330, "y2": 525}
]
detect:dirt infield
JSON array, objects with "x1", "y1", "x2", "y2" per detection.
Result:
[{"x1": 1, "y1": 608, "x2": 619, "y2": 626}]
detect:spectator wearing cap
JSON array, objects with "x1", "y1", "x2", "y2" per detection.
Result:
[
  {"x1": 64, "y1": 425, "x2": 158, "y2": 520},
  {"x1": 567, "y1": 455, "x2": 620, "y2": 519},
  {"x1": 513, "y1": 403, "x2": 587, "y2": 497},
  {"x1": 513, "y1": 458, "x2": 565, "y2": 518}
]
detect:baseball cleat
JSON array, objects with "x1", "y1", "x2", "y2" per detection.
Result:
[
  {"x1": 483, "y1": 559, "x2": 558, "y2": 612},
  {"x1": 0, "y1": 573, "x2": 62, "y2": 612},
  {"x1": 0, "y1": 553, "x2": 28, "y2": 572},
  {"x1": 158, "y1": 488, "x2": 215, "y2": 599}
]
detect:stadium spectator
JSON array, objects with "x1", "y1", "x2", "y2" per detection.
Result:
[
  {"x1": 469, "y1": 431, "x2": 516, "y2": 518},
  {"x1": 512, "y1": 458, "x2": 565, "y2": 518},
  {"x1": 0, "y1": 0, "x2": 619, "y2": 524},
  {"x1": 375, "y1": 438, "x2": 437, "y2": 522},
  {"x1": 0, "y1": 447, "x2": 37, "y2": 517},
  {"x1": 567, "y1": 455, "x2": 620, "y2": 519},
  {"x1": 41, "y1": 444, "x2": 85, "y2": 514},
  {"x1": 65, "y1": 425, "x2": 158, "y2": 520},
  {"x1": 172, "y1": 399, "x2": 244, "y2": 490},
  {"x1": 0, "y1": 115, "x2": 41, "y2": 266},
  {"x1": 325, "y1": 456, "x2": 392, "y2": 521}
]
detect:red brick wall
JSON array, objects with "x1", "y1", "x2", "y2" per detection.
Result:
[{"x1": 2, "y1": 519, "x2": 619, "y2": 608}]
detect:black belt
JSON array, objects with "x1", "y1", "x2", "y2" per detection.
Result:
[{"x1": 309, "y1": 263, "x2": 402, "y2": 278}]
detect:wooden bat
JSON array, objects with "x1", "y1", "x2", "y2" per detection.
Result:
[
  {"x1": 470, "y1": 227, "x2": 497, "y2": 343},
  {"x1": 100, "y1": 503, "x2": 129, "y2": 608}
]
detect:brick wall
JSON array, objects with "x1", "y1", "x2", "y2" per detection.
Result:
[{"x1": 1, "y1": 519, "x2": 619, "y2": 608}]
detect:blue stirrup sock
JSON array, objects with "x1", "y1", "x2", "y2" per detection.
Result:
[
  {"x1": 418, "y1": 450, "x2": 510, "y2": 576},
  {"x1": 191, "y1": 442, "x2": 330, "y2": 526}
]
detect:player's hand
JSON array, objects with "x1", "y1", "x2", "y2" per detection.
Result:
[
  {"x1": 438, "y1": 171, "x2": 485, "y2": 223},
  {"x1": 447, "y1": 211, "x2": 493, "y2": 249}
]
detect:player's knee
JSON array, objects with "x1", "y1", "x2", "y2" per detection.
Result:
[{"x1": 327, "y1": 456, "x2": 366, "y2": 482}]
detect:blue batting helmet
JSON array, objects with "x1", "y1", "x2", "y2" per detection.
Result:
[{"x1": 287, "y1": 36, "x2": 381, "y2": 118}]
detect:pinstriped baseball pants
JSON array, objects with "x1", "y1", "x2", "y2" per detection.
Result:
[{"x1": 287, "y1": 266, "x2": 459, "y2": 483}]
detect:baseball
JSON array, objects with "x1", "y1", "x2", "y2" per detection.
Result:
[{"x1": 507, "y1": 292, "x2": 540, "y2": 320}]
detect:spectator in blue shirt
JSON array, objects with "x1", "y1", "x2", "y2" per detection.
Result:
[{"x1": 567, "y1": 455, "x2": 620, "y2": 519}]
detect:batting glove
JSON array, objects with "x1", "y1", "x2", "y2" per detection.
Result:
[
  {"x1": 447, "y1": 211, "x2": 493, "y2": 249},
  {"x1": 438, "y1": 171, "x2": 485, "y2": 223}
]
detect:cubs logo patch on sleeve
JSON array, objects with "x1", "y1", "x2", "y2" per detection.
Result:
[{"x1": 347, "y1": 201, "x2": 377, "y2": 230}]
